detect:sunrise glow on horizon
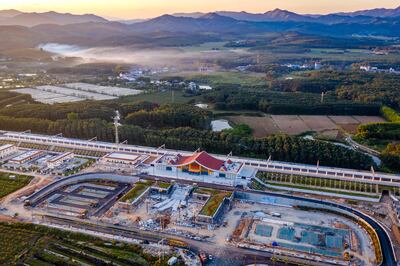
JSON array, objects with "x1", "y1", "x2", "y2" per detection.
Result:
[{"x1": 1, "y1": 0, "x2": 399, "y2": 19}]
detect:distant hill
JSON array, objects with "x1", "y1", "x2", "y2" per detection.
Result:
[
  {"x1": 118, "y1": 19, "x2": 146, "y2": 24},
  {"x1": 312, "y1": 14, "x2": 378, "y2": 24},
  {"x1": 0, "y1": 10, "x2": 107, "y2": 26},
  {"x1": 172, "y1": 12, "x2": 205, "y2": 18},
  {"x1": 171, "y1": 6, "x2": 400, "y2": 24},
  {"x1": 131, "y1": 12, "x2": 400, "y2": 37},
  {"x1": 336, "y1": 6, "x2": 400, "y2": 17},
  {"x1": 132, "y1": 13, "x2": 246, "y2": 33},
  {"x1": 172, "y1": 9, "x2": 315, "y2": 22},
  {"x1": 0, "y1": 9, "x2": 23, "y2": 19},
  {"x1": 0, "y1": 25, "x2": 47, "y2": 50},
  {"x1": 1, "y1": 7, "x2": 400, "y2": 52},
  {"x1": 262, "y1": 9, "x2": 314, "y2": 22}
]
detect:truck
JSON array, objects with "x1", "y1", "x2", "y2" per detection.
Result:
[{"x1": 272, "y1": 212, "x2": 281, "y2": 218}]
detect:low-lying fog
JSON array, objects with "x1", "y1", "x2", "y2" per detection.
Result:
[{"x1": 39, "y1": 43, "x2": 249, "y2": 67}]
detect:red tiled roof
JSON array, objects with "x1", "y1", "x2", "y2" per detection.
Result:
[{"x1": 173, "y1": 151, "x2": 225, "y2": 171}]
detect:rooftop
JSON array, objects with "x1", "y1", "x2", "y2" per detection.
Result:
[
  {"x1": 104, "y1": 152, "x2": 140, "y2": 162},
  {"x1": 48, "y1": 152, "x2": 73, "y2": 163},
  {"x1": 158, "y1": 151, "x2": 243, "y2": 173},
  {"x1": 0, "y1": 144, "x2": 15, "y2": 152},
  {"x1": 9, "y1": 150, "x2": 43, "y2": 162}
]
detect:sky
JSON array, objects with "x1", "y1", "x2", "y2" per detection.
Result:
[{"x1": 0, "y1": 0, "x2": 399, "y2": 19}]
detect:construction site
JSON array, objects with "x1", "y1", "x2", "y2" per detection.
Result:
[
  {"x1": 93, "y1": 181, "x2": 233, "y2": 241},
  {"x1": 228, "y1": 195, "x2": 377, "y2": 266}
]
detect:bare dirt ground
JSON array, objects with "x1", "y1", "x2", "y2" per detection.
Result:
[
  {"x1": 227, "y1": 116, "x2": 281, "y2": 137},
  {"x1": 299, "y1": 115, "x2": 337, "y2": 131},
  {"x1": 227, "y1": 115, "x2": 385, "y2": 138},
  {"x1": 0, "y1": 214, "x2": 18, "y2": 222},
  {"x1": 338, "y1": 124, "x2": 359, "y2": 134},
  {"x1": 352, "y1": 116, "x2": 386, "y2": 124},
  {"x1": 271, "y1": 115, "x2": 311, "y2": 135},
  {"x1": 328, "y1": 116, "x2": 359, "y2": 124}
]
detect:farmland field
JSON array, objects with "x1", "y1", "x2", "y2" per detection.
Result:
[
  {"x1": 0, "y1": 222, "x2": 176, "y2": 266},
  {"x1": 226, "y1": 116, "x2": 280, "y2": 137},
  {"x1": 271, "y1": 115, "x2": 311, "y2": 135},
  {"x1": 328, "y1": 116, "x2": 359, "y2": 124},
  {"x1": 0, "y1": 173, "x2": 33, "y2": 199},
  {"x1": 352, "y1": 116, "x2": 386, "y2": 124},
  {"x1": 299, "y1": 115, "x2": 336, "y2": 132},
  {"x1": 227, "y1": 115, "x2": 386, "y2": 138}
]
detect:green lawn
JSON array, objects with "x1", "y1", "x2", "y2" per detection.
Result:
[
  {"x1": 196, "y1": 188, "x2": 232, "y2": 217},
  {"x1": 0, "y1": 173, "x2": 33, "y2": 199},
  {"x1": 153, "y1": 182, "x2": 171, "y2": 189},
  {"x1": 120, "y1": 181, "x2": 154, "y2": 203},
  {"x1": 264, "y1": 181, "x2": 380, "y2": 199},
  {"x1": 257, "y1": 172, "x2": 382, "y2": 198}
]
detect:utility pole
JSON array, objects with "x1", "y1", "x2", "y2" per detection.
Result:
[{"x1": 113, "y1": 110, "x2": 121, "y2": 144}]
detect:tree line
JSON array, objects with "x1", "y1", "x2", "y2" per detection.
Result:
[
  {"x1": 357, "y1": 123, "x2": 400, "y2": 140},
  {"x1": 125, "y1": 104, "x2": 211, "y2": 130},
  {"x1": 204, "y1": 88, "x2": 380, "y2": 115},
  {"x1": 382, "y1": 144, "x2": 400, "y2": 172}
]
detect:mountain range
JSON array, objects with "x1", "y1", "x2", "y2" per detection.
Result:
[
  {"x1": 132, "y1": 12, "x2": 400, "y2": 37},
  {"x1": 172, "y1": 7, "x2": 400, "y2": 24},
  {"x1": 336, "y1": 6, "x2": 400, "y2": 17},
  {"x1": 0, "y1": 10, "x2": 106, "y2": 26},
  {"x1": 0, "y1": 7, "x2": 400, "y2": 52},
  {"x1": 0, "y1": 6, "x2": 400, "y2": 28}
]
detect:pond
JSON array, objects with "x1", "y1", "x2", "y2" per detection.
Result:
[{"x1": 211, "y1": 119, "x2": 232, "y2": 132}]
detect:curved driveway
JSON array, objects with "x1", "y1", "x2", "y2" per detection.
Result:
[
  {"x1": 26, "y1": 172, "x2": 138, "y2": 206},
  {"x1": 250, "y1": 188, "x2": 396, "y2": 266}
]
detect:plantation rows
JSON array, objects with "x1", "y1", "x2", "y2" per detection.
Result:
[
  {"x1": 0, "y1": 222, "x2": 182, "y2": 266},
  {"x1": 0, "y1": 225, "x2": 38, "y2": 265},
  {"x1": 258, "y1": 172, "x2": 383, "y2": 195}
]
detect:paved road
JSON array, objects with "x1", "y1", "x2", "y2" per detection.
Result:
[{"x1": 345, "y1": 136, "x2": 381, "y2": 156}]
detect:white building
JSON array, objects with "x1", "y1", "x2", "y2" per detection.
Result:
[
  {"x1": 101, "y1": 152, "x2": 144, "y2": 165},
  {"x1": 9, "y1": 150, "x2": 43, "y2": 164},
  {"x1": 199, "y1": 85, "x2": 212, "y2": 90},
  {"x1": 154, "y1": 151, "x2": 244, "y2": 180},
  {"x1": 47, "y1": 152, "x2": 74, "y2": 169},
  {"x1": 0, "y1": 144, "x2": 17, "y2": 159}
]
